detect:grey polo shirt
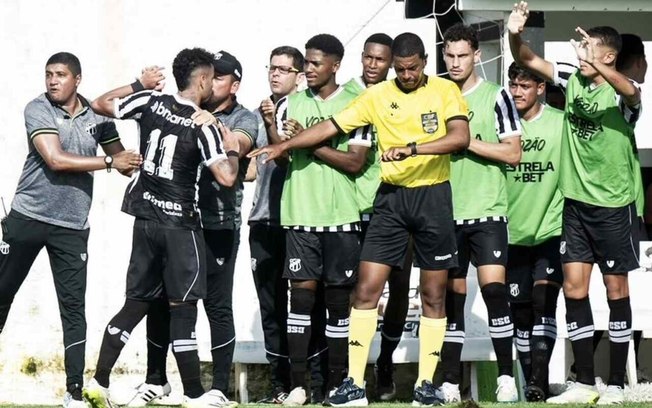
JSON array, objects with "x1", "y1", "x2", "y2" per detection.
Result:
[
  {"x1": 247, "y1": 108, "x2": 286, "y2": 225},
  {"x1": 198, "y1": 100, "x2": 258, "y2": 230},
  {"x1": 11, "y1": 93, "x2": 119, "y2": 230}
]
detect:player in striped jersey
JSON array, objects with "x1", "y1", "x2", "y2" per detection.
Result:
[
  {"x1": 505, "y1": 62, "x2": 564, "y2": 401},
  {"x1": 83, "y1": 48, "x2": 240, "y2": 408},
  {"x1": 510, "y1": 2, "x2": 642, "y2": 404},
  {"x1": 438, "y1": 23, "x2": 522, "y2": 403},
  {"x1": 271, "y1": 34, "x2": 372, "y2": 406}
]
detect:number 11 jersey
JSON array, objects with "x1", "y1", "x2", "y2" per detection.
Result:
[{"x1": 115, "y1": 90, "x2": 227, "y2": 230}]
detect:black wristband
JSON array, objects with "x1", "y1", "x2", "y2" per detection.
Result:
[
  {"x1": 226, "y1": 150, "x2": 239, "y2": 158},
  {"x1": 407, "y1": 142, "x2": 418, "y2": 157},
  {"x1": 131, "y1": 79, "x2": 145, "y2": 93}
]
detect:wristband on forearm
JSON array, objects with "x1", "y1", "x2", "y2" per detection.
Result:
[{"x1": 131, "y1": 79, "x2": 145, "y2": 93}]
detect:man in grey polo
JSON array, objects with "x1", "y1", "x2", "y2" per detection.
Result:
[{"x1": 0, "y1": 52, "x2": 140, "y2": 408}]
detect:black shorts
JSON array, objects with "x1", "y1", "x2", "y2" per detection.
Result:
[
  {"x1": 448, "y1": 219, "x2": 508, "y2": 279},
  {"x1": 284, "y1": 229, "x2": 360, "y2": 286},
  {"x1": 125, "y1": 218, "x2": 207, "y2": 302},
  {"x1": 506, "y1": 236, "x2": 563, "y2": 303},
  {"x1": 360, "y1": 182, "x2": 457, "y2": 270},
  {"x1": 632, "y1": 215, "x2": 648, "y2": 245},
  {"x1": 561, "y1": 199, "x2": 639, "y2": 274}
]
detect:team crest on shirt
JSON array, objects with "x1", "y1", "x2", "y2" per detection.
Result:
[
  {"x1": 85, "y1": 122, "x2": 97, "y2": 136},
  {"x1": 510, "y1": 283, "x2": 520, "y2": 297},
  {"x1": 421, "y1": 112, "x2": 438, "y2": 134},
  {"x1": 0, "y1": 241, "x2": 9, "y2": 255},
  {"x1": 289, "y1": 258, "x2": 302, "y2": 272}
]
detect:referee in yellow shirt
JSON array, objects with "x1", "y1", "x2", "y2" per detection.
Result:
[{"x1": 249, "y1": 32, "x2": 469, "y2": 406}]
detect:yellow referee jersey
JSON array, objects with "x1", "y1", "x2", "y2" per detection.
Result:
[{"x1": 332, "y1": 76, "x2": 468, "y2": 188}]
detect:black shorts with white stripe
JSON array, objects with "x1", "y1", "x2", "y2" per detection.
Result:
[
  {"x1": 560, "y1": 199, "x2": 639, "y2": 274},
  {"x1": 448, "y1": 219, "x2": 508, "y2": 279},
  {"x1": 283, "y1": 229, "x2": 360, "y2": 286},
  {"x1": 126, "y1": 218, "x2": 207, "y2": 301}
]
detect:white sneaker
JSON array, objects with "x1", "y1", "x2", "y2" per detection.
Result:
[
  {"x1": 496, "y1": 375, "x2": 518, "y2": 402},
  {"x1": 127, "y1": 383, "x2": 172, "y2": 407},
  {"x1": 547, "y1": 382, "x2": 599, "y2": 404},
  {"x1": 182, "y1": 390, "x2": 237, "y2": 408},
  {"x1": 597, "y1": 385, "x2": 625, "y2": 405},
  {"x1": 83, "y1": 379, "x2": 113, "y2": 408},
  {"x1": 282, "y1": 387, "x2": 307, "y2": 406},
  {"x1": 436, "y1": 382, "x2": 460, "y2": 404},
  {"x1": 63, "y1": 391, "x2": 88, "y2": 408}
]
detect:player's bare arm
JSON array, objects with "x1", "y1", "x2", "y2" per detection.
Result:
[
  {"x1": 208, "y1": 121, "x2": 239, "y2": 187},
  {"x1": 507, "y1": 1, "x2": 554, "y2": 81},
  {"x1": 313, "y1": 144, "x2": 369, "y2": 174},
  {"x1": 261, "y1": 98, "x2": 287, "y2": 145},
  {"x1": 572, "y1": 27, "x2": 641, "y2": 106},
  {"x1": 91, "y1": 66, "x2": 165, "y2": 117},
  {"x1": 468, "y1": 135, "x2": 522, "y2": 167},
  {"x1": 33, "y1": 132, "x2": 141, "y2": 173}
]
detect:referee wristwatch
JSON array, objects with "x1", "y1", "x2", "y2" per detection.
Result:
[
  {"x1": 407, "y1": 142, "x2": 418, "y2": 157},
  {"x1": 104, "y1": 155, "x2": 113, "y2": 173}
]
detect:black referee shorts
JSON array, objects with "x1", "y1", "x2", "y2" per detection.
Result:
[
  {"x1": 125, "y1": 218, "x2": 207, "y2": 302},
  {"x1": 360, "y1": 182, "x2": 457, "y2": 271},
  {"x1": 560, "y1": 199, "x2": 639, "y2": 274}
]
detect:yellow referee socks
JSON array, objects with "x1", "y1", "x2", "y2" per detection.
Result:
[
  {"x1": 348, "y1": 307, "x2": 378, "y2": 387},
  {"x1": 417, "y1": 316, "x2": 447, "y2": 384}
]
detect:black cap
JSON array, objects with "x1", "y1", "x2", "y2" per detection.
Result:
[{"x1": 213, "y1": 50, "x2": 242, "y2": 80}]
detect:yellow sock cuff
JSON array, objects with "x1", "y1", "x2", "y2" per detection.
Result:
[
  {"x1": 351, "y1": 307, "x2": 378, "y2": 318},
  {"x1": 420, "y1": 315, "x2": 447, "y2": 327}
]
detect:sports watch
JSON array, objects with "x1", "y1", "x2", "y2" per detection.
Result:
[{"x1": 104, "y1": 155, "x2": 113, "y2": 173}]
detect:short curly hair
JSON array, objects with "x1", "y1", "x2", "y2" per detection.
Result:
[
  {"x1": 172, "y1": 48, "x2": 215, "y2": 91},
  {"x1": 305, "y1": 34, "x2": 344, "y2": 60}
]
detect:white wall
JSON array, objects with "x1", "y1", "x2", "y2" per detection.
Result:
[{"x1": 0, "y1": 0, "x2": 438, "y2": 403}]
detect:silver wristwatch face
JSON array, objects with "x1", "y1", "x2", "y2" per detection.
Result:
[{"x1": 105, "y1": 155, "x2": 113, "y2": 165}]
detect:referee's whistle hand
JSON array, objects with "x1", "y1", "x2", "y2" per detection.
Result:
[{"x1": 381, "y1": 146, "x2": 410, "y2": 162}]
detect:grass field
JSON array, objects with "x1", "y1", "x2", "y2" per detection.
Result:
[{"x1": 2, "y1": 404, "x2": 652, "y2": 408}]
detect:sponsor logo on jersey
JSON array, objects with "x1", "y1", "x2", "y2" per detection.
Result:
[
  {"x1": 390, "y1": 102, "x2": 399, "y2": 110},
  {"x1": 0, "y1": 241, "x2": 9, "y2": 255},
  {"x1": 142, "y1": 191, "x2": 183, "y2": 216},
  {"x1": 107, "y1": 325, "x2": 121, "y2": 335},
  {"x1": 216, "y1": 258, "x2": 225, "y2": 266},
  {"x1": 150, "y1": 101, "x2": 195, "y2": 128},
  {"x1": 345, "y1": 269, "x2": 353, "y2": 278},
  {"x1": 80, "y1": 253, "x2": 87, "y2": 262},
  {"x1": 421, "y1": 112, "x2": 438, "y2": 134},
  {"x1": 85, "y1": 122, "x2": 97, "y2": 136},
  {"x1": 507, "y1": 161, "x2": 555, "y2": 183},
  {"x1": 349, "y1": 340, "x2": 363, "y2": 347},
  {"x1": 250, "y1": 257, "x2": 257, "y2": 272},
  {"x1": 510, "y1": 283, "x2": 519, "y2": 297},
  {"x1": 289, "y1": 258, "x2": 302, "y2": 272},
  {"x1": 560, "y1": 241, "x2": 566, "y2": 254},
  {"x1": 606, "y1": 260, "x2": 615, "y2": 268},
  {"x1": 493, "y1": 250, "x2": 502, "y2": 258},
  {"x1": 546, "y1": 267, "x2": 554, "y2": 275}
]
